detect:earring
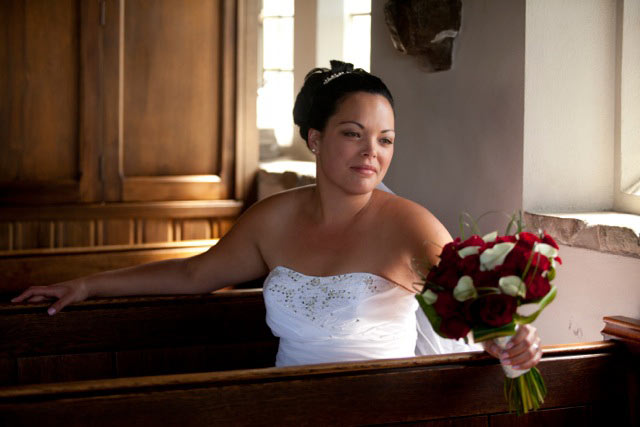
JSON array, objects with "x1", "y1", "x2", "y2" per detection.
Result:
[{"x1": 311, "y1": 148, "x2": 317, "y2": 153}]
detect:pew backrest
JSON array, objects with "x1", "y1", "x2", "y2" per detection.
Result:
[
  {"x1": 0, "y1": 341, "x2": 633, "y2": 426},
  {"x1": 0, "y1": 289, "x2": 276, "y2": 385}
]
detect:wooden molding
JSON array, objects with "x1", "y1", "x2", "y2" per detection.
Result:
[
  {"x1": 0, "y1": 200, "x2": 242, "y2": 220},
  {"x1": 602, "y1": 316, "x2": 640, "y2": 352}
]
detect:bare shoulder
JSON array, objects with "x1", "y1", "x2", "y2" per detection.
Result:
[
  {"x1": 376, "y1": 192, "x2": 449, "y2": 236},
  {"x1": 375, "y1": 192, "x2": 453, "y2": 263},
  {"x1": 239, "y1": 185, "x2": 313, "y2": 231}
]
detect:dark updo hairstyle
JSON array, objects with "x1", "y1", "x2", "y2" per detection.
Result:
[{"x1": 293, "y1": 60, "x2": 394, "y2": 146}]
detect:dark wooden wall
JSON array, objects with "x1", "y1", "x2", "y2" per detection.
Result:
[{"x1": 0, "y1": 0, "x2": 247, "y2": 257}]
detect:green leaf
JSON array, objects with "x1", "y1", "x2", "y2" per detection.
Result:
[
  {"x1": 546, "y1": 267, "x2": 556, "y2": 281},
  {"x1": 472, "y1": 321, "x2": 517, "y2": 342},
  {"x1": 513, "y1": 285, "x2": 557, "y2": 325},
  {"x1": 416, "y1": 294, "x2": 447, "y2": 339}
]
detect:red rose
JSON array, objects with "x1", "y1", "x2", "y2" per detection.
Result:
[
  {"x1": 542, "y1": 232, "x2": 559, "y2": 249},
  {"x1": 524, "y1": 271, "x2": 551, "y2": 300},
  {"x1": 439, "y1": 240, "x2": 460, "y2": 265},
  {"x1": 529, "y1": 252, "x2": 550, "y2": 272},
  {"x1": 517, "y1": 232, "x2": 540, "y2": 249},
  {"x1": 433, "y1": 292, "x2": 461, "y2": 318},
  {"x1": 496, "y1": 235, "x2": 517, "y2": 244},
  {"x1": 471, "y1": 294, "x2": 517, "y2": 327},
  {"x1": 500, "y1": 245, "x2": 529, "y2": 275},
  {"x1": 439, "y1": 314, "x2": 471, "y2": 339},
  {"x1": 473, "y1": 269, "x2": 500, "y2": 289},
  {"x1": 460, "y1": 254, "x2": 480, "y2": 276},
  {"x1": 429, "y1": 264, "x2": 459, "y2": 290}
]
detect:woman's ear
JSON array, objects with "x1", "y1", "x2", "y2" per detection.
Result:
[{"x1": 308, "y1": 129, "x2": 321, "y2": 154}]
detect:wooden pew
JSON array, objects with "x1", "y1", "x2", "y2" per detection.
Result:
[
  {"x1": 0, "y1": 332, "x2": 637, "y2": 426},
  {"x1": 0, "y1": 240, "x2": 218, "y2": 297},
  {"x1": 0, "y1": 289, "x2": 275, "y2": 386}
]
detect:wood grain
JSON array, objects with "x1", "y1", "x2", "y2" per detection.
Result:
[
  {"x1": 0, "y1": 241, "x2": 215, "y2": 294},
  {"x1": 0, "y1": 344, "x2": 630, "y2": 426}
]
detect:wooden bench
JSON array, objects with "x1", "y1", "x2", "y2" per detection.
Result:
[
  {"x1": 0, "y1": 240, "x2": 218, "y2": 297},
  {"x1": 0, "y1": 333, "x2": 637, "y2": 426},
  {"x1": 0, "y1": 289, "x2": 275, "y2": 386}
]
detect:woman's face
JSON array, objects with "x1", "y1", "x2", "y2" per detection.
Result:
[{"x1": 309, "y1": 92, "x2": 395, "y2": 195}]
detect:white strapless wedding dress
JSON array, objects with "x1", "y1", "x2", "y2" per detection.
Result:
[{"x1": 263, "y1": 266, "x2": 481, "y2": 367}]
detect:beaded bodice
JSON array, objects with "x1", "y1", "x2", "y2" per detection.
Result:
[{"x1": 263, "y1": 266, "x2": 419, "y2": 367}]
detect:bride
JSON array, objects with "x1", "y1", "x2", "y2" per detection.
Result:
[{"x1": 12, "y1": 61, "x2": 542, "y2": 370}]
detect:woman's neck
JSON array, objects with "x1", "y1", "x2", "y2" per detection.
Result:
[{"x1": 310, "y1": 181, "x2": 374, "y2": 228}]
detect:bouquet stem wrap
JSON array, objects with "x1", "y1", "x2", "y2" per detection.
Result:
[{"x1": 495, "y1": 335, "x2": 546, "y2": 414}]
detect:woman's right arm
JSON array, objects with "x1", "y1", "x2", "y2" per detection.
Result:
[{"x1": 11, "y1": 199, "x2": 273, "y2": 315}]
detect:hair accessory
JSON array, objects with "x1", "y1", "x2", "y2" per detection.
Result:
[{"x1": 323, "y1": 72, "x2": 346, "y2": 85}]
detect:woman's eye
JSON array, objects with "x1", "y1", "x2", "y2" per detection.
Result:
[
  {"x1": 381, "y1": 138, "x2": 394, "y2": 145},
  {"x1": 344, "y1": 131, "x2": 360, "y2": 138}
]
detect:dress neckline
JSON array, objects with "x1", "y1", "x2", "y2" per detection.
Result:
[{"x1": 270, "y1": 265, "x2": 399, "y2": 287}]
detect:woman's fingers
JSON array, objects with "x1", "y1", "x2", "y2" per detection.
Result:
[
  {"x1": 482, "y1": 340, "x2": 502, "y2": 358},
  {"x1": 500, "y1": 325, "x2": 542, "y2": 369},
  {"x1": 47, "y1": 292, "x2": 77, "y2": 316},
  {"x1": 11, "y1": 285, "x2": 76, "y2": 316},
  {"x1": 25, "y1": 295, "x2": 55, "y2": 303},
  {"x1": 506, "y1": 336, "x2": 542, "y2": 369},
  {"x1": 12, "y1": 286, "x2": 65, "y2": 303}
]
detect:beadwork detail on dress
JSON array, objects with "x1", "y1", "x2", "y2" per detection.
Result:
[
  {"x1": 263, "y1": 266, "x2": 395, "y2": 329},
  {"x1": 263, "y1": 266, "x2": 419, "y2": 366}
]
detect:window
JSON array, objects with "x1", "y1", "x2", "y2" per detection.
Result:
[
  {"x1": 616, "y1": 0, "x2": 640, "y2": 214},
  {"x1": 257, "y1": 0, "x2": 372, "y2": 162},
  {"x1": 257, "y1": 0, "x2": 295, "y2": 158},
  {"x1": 344, "y1": 0, "x2": 371, "y2": 71}
]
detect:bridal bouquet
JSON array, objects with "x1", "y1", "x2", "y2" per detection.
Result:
[{"x1": 415, "y1": 215, "x2": 559, "y2": 414}]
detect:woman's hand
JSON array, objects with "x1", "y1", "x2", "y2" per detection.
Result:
[
  {"x1": 11, "y1": 279, "x2": 90, "y2": 316},
  {"x1": 482, "y1": 324, "x2": 542, "y2": 370}
]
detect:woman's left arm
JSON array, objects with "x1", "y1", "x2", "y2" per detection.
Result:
[{"x1": 482, "y1": 324, "x2": 543, "y2": 369}]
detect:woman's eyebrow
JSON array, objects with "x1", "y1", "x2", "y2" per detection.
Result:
[
  {"x1": 338, "y1": 121, "x2": 395, "y2": 134},
  {"x1": 338, "y1": 120, "x2": 364, "y2": 128}
]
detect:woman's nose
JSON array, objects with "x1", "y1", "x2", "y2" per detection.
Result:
[{"x1": 360, "y1": 139, "x2": 376, "y2": 158}]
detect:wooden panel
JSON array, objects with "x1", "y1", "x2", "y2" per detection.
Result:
[
  {"x1": 0, "y1": 200, "x2": 244, "y2": 221},
  {"x1": 0, "y1": 346, "x2": 629, "y2": 426},
  {"x1": 0, "y1": 201, "x2": 241, "y2": 253},
  {"x1": 181, "y1": 219, "x2": 211, "y2": 241},
  {"x1": 0, "y1": 0, "x2": 101, "y2": 204},
  {"x1": 17, "y1": 353, "x2": 114, "y2": 384},
  {"x1": 122, "y1": 0, "x2": 220, "y2": 177},
  {"x1": 0, "y1": 357, "x2": 16, "y2": 386},
  {"x1": 0, "y1": 242, "x2": 213, "y2": 294},
  {"x1": 15, "y1": 221, "x2": 53, "y2": 250},
  {"x1": 0, "y1": 223, "x2": 11, "y2": 250},
  {"x1": 102, "y1": 219, "x2": 134, "y2": 245},
  {"x1": 116, "y1": 341, "x2": 278, "y2": 377},
  {"x1": 103, "y1": 0, "x2": 237, "y2": 202},
  {"x1": 398, "y1": 416, "x2": 488, "y2": 426},
  {"x1": 0, "y1": 0, "x2": 78, "y2": 182},
  {"x1": 1, "y1": 291, "x2": 272, "y2": 357},
  {"x1": 490, "y1": 406, "x2": 589, "y2": 427},
  {"x1": 142, "y1": 219, "x2": 172, "y2": 243},
  {"x1": 60, "y1": 220, "x2": 94, "y2": 247},
  {"x1": 219, "y1": 218, "x2": 234, "y2": 237}
]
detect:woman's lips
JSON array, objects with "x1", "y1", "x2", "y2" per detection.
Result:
[{"x1": 351, "y1": 165, "x2": 377, "y2": 175}]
